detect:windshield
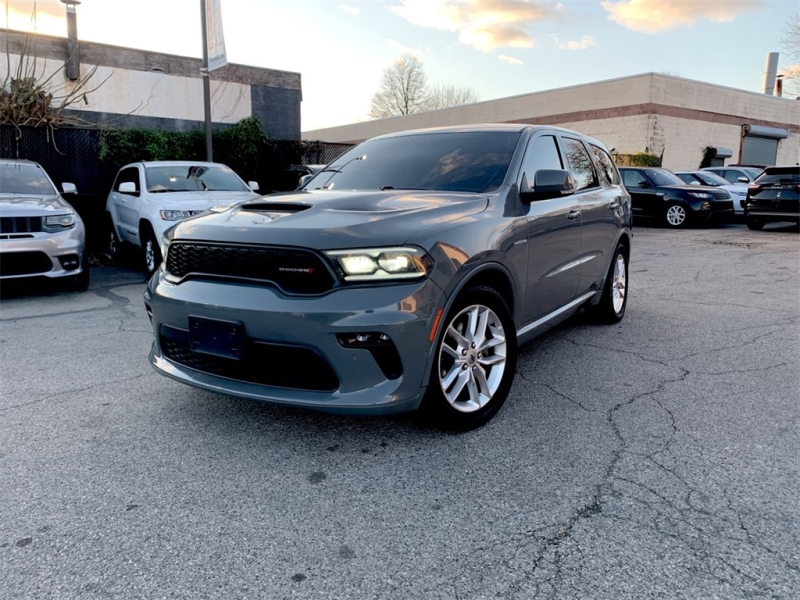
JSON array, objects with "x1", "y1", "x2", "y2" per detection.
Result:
[
  {"x1": 304, "y1": 131, "x2": 522, "y2": 194},
  {"x1": 645, "y1": 169, "x2": 684, "y2": 186},
  {"x1": 144, "y1": 165, "x2": 249, "y2": 193},
  {"x1": 692, "y1": 171, "x2": 729, "y2": 186},
  {"x1": 0, "y1": 163, "x2": 58, "y2": 195}
]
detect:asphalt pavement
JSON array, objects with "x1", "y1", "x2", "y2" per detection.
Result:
[{"x1": 1, "y1": 223, "x2": 798, "y2": 599}]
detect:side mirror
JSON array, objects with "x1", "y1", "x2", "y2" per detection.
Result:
[
  {"x1": 297, "y1": 174, "x2": 314, "y2": 189},
  {"x1": 119, "y1": 182, "x2": 137, "y2": 194},
  {"x1": 248, "y1": 181, "x2": 260, "y2": 191},
  {"x1": 689, "y1": 181, "x2": 701, "y2": 186},
  {"x1": 637, "y1": 180, "x2": 651, "y2": 188},
  {"x1": 62, "y1": 182, "x2": 77, "y2": 194},
  {"x1": 520, "y1": 169, "x2": 575, "y2": 203},
  {"x1": 738, "y1": 176, "x2": 749, "y2": 183}
]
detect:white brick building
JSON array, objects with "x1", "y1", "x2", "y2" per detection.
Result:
[{"x1": 302, "y1": 73, "x2": 799, "y2": 169}]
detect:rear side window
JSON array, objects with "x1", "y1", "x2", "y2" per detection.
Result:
[
  {"x1": 114, "y1": 167, "x2": 140, "y2": 194},
  {"x1": 590, "y1": 145, "x2": 620, "y2": 186},
  {"x1": 561, "y1": 137, "x2": 599, "y2": 191}
]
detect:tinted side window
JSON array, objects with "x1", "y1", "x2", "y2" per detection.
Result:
[
  {"x1": 561, "y1": 137, "x2": 599, "y2": 191},
  {"x1": 519, "y1": 135, "x2": 563, "y2": 186},
  {"x1": 590, "y1": 145, "x2": 620, "y2": 186},
  {"x1": 115, "y1": 167, "x2": 140, "y2": 195},
  {"x1": 622, "y1": 169, "x2": 647, "y2": 188},
  {"x1": 721, "y1": 170, "x2": 739, "y2": 184}
]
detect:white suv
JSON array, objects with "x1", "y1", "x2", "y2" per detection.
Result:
[{"x1": 106, "y1": 161, "x2": 260, "y2": 273}]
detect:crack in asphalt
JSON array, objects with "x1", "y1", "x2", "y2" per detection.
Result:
[{"x1": 0, "y1": 374, "x2": 151, "y2": 413}]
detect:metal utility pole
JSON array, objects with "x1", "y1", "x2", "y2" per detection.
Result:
[{"x1": 200, "y1": 0, "x2": 213, "y2": 161}]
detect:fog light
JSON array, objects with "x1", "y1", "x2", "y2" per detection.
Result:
[
  {"x1": 699, "y1": 201, "x2": 711, "y2": 211},
  {"x1": 58, "y1": 254, "x2": 80, "y2": 270},
  {"x1": 337, "y1": 332, "x2": 403, "y2": 380}
]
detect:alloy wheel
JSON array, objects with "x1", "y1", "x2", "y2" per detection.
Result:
[
  {"x1": 666, "y1": 205, "x2": 687, "y2": 227},
  {"x1": 612, "y1": 254, "x2": 627, "y2": 314},
  {"x1": 438, "y1": 304, "x2": 507, "y2": 413}
]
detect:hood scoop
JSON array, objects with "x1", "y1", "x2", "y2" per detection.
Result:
[{"x1": 243, "y1": 202, "x2": 311, "y2": 214}]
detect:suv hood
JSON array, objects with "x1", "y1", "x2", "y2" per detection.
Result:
[
  {"x1": 169, "y1": 189, "x2": 489, "y2": 249},
  {"x1": 0, "y1": 193, "x2": 75, "y2": 217},
  {"x1": 152, "y1": 190, "x2": 259, "y2": 210}
]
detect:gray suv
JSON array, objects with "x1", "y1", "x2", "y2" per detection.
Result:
[{"x1": 147, "y1": 125, "x2": 632, "y2": 428}]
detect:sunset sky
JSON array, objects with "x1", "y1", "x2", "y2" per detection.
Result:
[{"x1": 4, "y1": 0, "x2": 797, "y2": 131}]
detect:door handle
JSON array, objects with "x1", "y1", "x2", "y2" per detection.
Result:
[{"x1": 567, "y1": 209, "x2": 581, "y2": 220}]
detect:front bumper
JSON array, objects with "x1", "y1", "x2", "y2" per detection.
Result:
[
  {"x1": 146, "y1": 272, "x2": 446, "y2": 415},
  {"x1": 0, "y1": 223, "x2": 86, "y2": 280}
]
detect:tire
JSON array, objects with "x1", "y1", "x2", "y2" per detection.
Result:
[
  {"x1": 591, "y1": 243, "x2": 628, "y2": 324},
  {"x1": 746, "y1": 218, "x2": 764, "y2": 230},
  {"x1": 141, "y1": 224, "x2": 162, "y2": 275},
  {"x1": 663, "y1": 202, "x2": 689, "y2": 228},
  {"x1": 107, "y1": 215, "x2": 121, "y2": 261},
  {"x1": 422, "y1": 285, "x2": 517, "y2": 430}
]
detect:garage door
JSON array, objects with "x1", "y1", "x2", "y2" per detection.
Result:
[
  {"x1": 740, "y1": 125, "x2": 790, "y2": 166},
  {"x1": 741, "y1": 136, "x2": 778, "y2": 165}
]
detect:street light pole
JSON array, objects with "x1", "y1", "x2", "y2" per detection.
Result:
[{"x1": 200, "y1": 0, "x2": 213, "y2": 161}]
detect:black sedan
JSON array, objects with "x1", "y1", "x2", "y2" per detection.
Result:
[
  {"x1": 619, "y1": 167, "x2": 733, "y2": 228},
  {"x1": 743, "y1": 166, "x2": 800, "y2": 230}
]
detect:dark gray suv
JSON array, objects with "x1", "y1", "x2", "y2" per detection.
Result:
[{"x1": 146, "y1": 125, "x2": 632, "y2": 428}]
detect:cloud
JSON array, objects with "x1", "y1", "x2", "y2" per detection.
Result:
[
  {"x1": 553, "y1": 35, "x2": 595, "y2": 50},
  {"x1": 387, "y1": 39, "x2": 424, "y2": 58},
  {"x1": 601, "y1": 0, "x2": 765, "y2": 34},
  {"x1": 388, "y1": 0, "x2": 558, "y2": 52},
  {"x1": 338, "y1": 4, "x2": 360, "y2": 16},
  {"x1": 498, "y1": 55, "x2": 523, "y2": 65}
]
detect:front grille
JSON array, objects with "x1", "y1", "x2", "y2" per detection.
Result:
[
  {"x1": 710, "y1": 190, "x2": 730, "y2": 200},
  {"x1": 0, "y1": 251, "x2": 53, "y2": 276},
  {"x1": 160, "y1": 325, "x2": 339, "y2": 392},
  {"x1": 1, "y1": 216, "x2": 42, "y2": 234},
  {"x1": 166, "y1": 242, "x2": 336, "y2": 294}
]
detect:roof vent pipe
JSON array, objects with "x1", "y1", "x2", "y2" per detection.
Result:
[
  {"x1": 60, "y1": 0, "x2": 81, "y2": 81},
  {"x1": 762, "y1": 52, "x2": 779, "y2": 95}
]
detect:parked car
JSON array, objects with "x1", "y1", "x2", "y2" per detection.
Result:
[
  {"x1": 618, "y1": 167, "x2": 733, "y2": 227},
  {"x1": 146, "y1": 125, "x2": 632, "y2": 429},
  {"x1": 674, "y1": 170, "x2": 747, "y2": 214},
  {"x1": 106, "y1": 161, "x2": 261, "y2": 274},
  {"x1": 701, "y1": 166, "x2": 763, "y2": 185},
  {"x1": 742, "y1": 166, "x2": 800, "y2": 230},
  {"x1": 0, "y1": 159, "x2": 89, "y2": 290}
]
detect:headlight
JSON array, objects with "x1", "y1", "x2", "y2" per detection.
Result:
[
  {"x1": 42, "y1": 213, "x2": 76, "y2": 232},
  {"x1": 688, "y1": 192, "x2": 712, "y2": 199},
  {"x1": 326, "y1": 247, "x2": 432, "y2": 282},
  {"x1": 731, "y1": 190, "x2": 746, "y2": 196},
  {"x1": 159, "y1": 210, "x2": 194, "y2": 221}
]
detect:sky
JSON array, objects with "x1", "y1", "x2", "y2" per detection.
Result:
[{"x1": 3, "y1": 0, "x2": 798, "y2": 131}]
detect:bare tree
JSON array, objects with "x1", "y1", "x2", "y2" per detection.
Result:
[
  {"x1": 369, "y1": 54, "x2": 428, "y2": 119},
  {"x1": 781, "y1": 12, "x2": 800, "y2": 96},
  {"x1": 423, "y1": 83, "x2": 480, "y2": 111}
]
